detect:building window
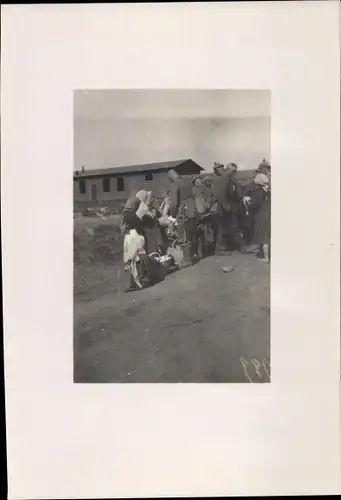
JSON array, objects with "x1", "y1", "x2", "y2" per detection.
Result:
[
  {"x1": 145, "y1": 172, "x2": 153, "y2": 182},
  {"x1": 79, "y1": 179, "x2": 86, "y2": 195},
  {"x1": 103, "y1": 178, "x2": 110, "y2": 193},
  {"x1": 116, "y1": 177, "x2": 124, "y2": 192}
]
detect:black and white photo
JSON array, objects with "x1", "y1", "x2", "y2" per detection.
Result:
[{"x1": 73, "y1": 89, "x2": 271, "y2": 383}]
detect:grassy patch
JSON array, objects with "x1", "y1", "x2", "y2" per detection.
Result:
[{"x1": 74, "y1": 215, "x2": 123, "y2": 266}]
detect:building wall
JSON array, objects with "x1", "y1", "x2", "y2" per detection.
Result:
[{"x1": 74, "y1": 170, "x2": 173, "y2": 204}]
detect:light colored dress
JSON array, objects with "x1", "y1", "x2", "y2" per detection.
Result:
[{"x1": 123, "y1": 229, "x2": 147, "y2": 288}]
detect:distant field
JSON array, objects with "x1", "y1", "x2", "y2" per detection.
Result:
[{"x1": 74, "y1": 214, "x2": 122, "y2": 265}]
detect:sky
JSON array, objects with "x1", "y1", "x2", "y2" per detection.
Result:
[{"x1": 74, "y1": 90, "x2": 271, "y2": 172}]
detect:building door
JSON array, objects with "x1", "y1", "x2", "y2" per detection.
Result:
[{"x1": 91, "y1": 183, "x2": 98, "y2": 201}]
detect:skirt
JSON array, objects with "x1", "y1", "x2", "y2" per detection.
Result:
[{"x1": 252, "y1": 203, "x2": 270, "y2": 245}]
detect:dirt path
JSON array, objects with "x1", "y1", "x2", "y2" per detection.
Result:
[{"x1": 74, "y1": 253, "x2": 270, "y2": 383}]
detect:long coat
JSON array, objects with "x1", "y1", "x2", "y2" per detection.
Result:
[
  {"x1": 247, "y1": 184, "x2": 271, "y2": 245},
  {"x1": 170, "y1": 176, "x2": 196, "y2": 220},
  {"x1": 211, "y1": 173, "x2": 230, "y2": 207}
]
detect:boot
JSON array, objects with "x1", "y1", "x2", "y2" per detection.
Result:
[
  {"x1": 258, "y1": 244, "x2": 270, "y2": 263},
  {"x1": 242, "y1": 244, "x2": 259, "y2": 254},
  {"x1": 214, "y1": 233, "x2": 230, "y2": 256},
  {"x1": 215, "y1": 249, "x2": 232, "y2": 256}
]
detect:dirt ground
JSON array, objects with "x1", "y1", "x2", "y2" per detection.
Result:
[{"x1": 74, "y1": 218, "x2": 270, "y2": 383}]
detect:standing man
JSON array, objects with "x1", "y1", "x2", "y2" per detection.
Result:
[
  {"x1": 224, "y1": 162, "x2": 247, "y2": 252},
  {"x1": 210, "y1": 161, "x2": 232, "y2": 255},
  {"x1": 192, "y1": 175, "x2": 211, "y2": 258},
  {"x1": 211, "y1": 161, "x2": 246, "y2": 255},
  {"x1": 201, "y1": 175, "x2": 216, "y2": 255},
  {"x1": 168, "y1": 169, "x2": 198, "y2": 266}
]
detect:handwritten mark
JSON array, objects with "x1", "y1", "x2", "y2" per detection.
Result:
[
  {"x1": 252, "y1": 358, "x2": 263, "y2": 379},
  {"x1": 240, "y1": 357, "x2": 271, "y2": 382},
  {"x1": 262, "y1": 359, "x2": 271, "y2": 381},
  {"x1": 240, "y1": 357, "x2": 253, "y2": 383}
]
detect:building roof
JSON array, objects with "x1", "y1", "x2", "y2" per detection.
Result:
[{"x1": 74, "y1": 159, "x2": 203, "y2": 179}]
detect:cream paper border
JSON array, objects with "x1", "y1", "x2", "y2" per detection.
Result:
[{"x1": 2, "y1": 2, "x2": 340, "y2": 498}]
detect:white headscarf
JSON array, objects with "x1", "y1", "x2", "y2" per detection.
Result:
[
  {"x1": 135, "y1": 190, "x2": 148, "y2": 203},
  {"x1": 254, "y1": 173, "x2": 270, "y2": 192},
  {"x1": 135, "y1": 190, "x2": 154, "y2": 219},
  {"x1": 254, "y1": 173, "x2": 269, "y2": 185}
]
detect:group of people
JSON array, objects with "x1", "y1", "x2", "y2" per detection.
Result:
[{"x1": 121, "y1": 159, "x2": 271, "y2": 292}]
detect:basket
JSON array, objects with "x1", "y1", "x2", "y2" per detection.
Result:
[
  {"x1": 166, "y1": 239, "x2": 185, "y2": 266},
  {"x1": 149, "y1": 252, "x2": 174, "y2": 271}
]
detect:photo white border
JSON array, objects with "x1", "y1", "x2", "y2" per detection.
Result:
[{"x1": 2, "y1": 2, "x2": 340, "y2": 498}]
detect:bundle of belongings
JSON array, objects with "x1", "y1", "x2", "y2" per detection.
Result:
[
  {"x1": 153, "y1": 215, "x2": 184, "y2": 268},
  {"x1": 158, "y1": 214, "x2": 177, "y2": 237}
]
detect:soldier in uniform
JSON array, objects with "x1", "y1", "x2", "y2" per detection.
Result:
[
  {"x1": 223, "y1": 162, "x2": 247, "y2": 252},
  {"x1": 168, "y1": 169, "x2": 198, "y2": 266},
  {"x1": 211, "y1": 162, "x2": 246, "y2": 255},
  {"x1": 192, "y1": 175, "x2": 213, "y2": 258}
]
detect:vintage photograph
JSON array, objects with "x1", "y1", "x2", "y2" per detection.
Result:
[{"x1": 74, "y1": 89, "x2": 271, "y2": 383}]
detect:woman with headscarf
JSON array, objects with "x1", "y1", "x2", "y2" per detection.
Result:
[
  {"x1": 122, "y1": 190, "x2": 153, "y2": 241},
  {"x1": 256, "y1": 159, "x2": 271, "y2": 177},
  {"x1": 141, "y1": 192, "x2": 170, "y2": 255},
  {"x1": 244, "y1": 172, "x2": 271, "y2": 262},
  {"x1": 122, "y1": 189, "x2": 160, "y2": 291}
]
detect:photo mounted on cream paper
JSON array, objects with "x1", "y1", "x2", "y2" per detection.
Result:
[{"x1": 73, "y1": 89, "x2": 271, "y2": 383}]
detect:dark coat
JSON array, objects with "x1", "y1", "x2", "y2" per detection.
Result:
[
  {"x1": 247, "y1": 183, "x2": 271, "y2": 245},
  {"x1": 211, "y1": 173, "x2": 230, "y2": 206},
  {"x1": 170, "y1": 176, "x2": 196, "y2": 219},
  {"x1": 211, "y1": 172, "x2": 244, "y2": 213},
  {"x1": 226, "y1": 174, "x2": 245, "y2": 214}
]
